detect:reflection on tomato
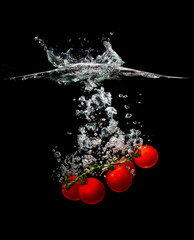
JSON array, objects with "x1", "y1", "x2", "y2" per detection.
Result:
[{"x1": 117, "y1": 159, "x2": 136, "y2": 179}]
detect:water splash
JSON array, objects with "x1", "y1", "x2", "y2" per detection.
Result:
[
  {"x1": 5, "y1": 36, "x2": 186, "y2": 84},
  {"x1": 4, "y1": 36, "x2": 186, "y2": 181},
  {"x1": 34, "y1": 36, "x2": 125, "y2": 67}
]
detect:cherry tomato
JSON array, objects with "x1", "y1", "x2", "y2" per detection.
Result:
[
  {"x1": 117, "y1": 159, "x2": 136, "y2": 179},
  {"x1": 134, "y1": 145, "x2": 158, "y2": 168},
  {"x1": 106, "y1": 166, "x2": 133, "y2": 192},
  {"x1": 62, "y1": 175, "x2": 80, "y2": 201},
  {"x1": 78, "y1": 178, "x2": 105, "y2": 204}
]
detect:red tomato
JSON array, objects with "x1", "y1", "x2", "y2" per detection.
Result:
[
  {"x1": 117, "y1": 159, "x2": 136, "y2": 179},
  {"x1": 78, "y1": 178, "x2": 105, "y2": 204},
  {"x1": 106, "y1": 166, "x2": 133, "y2": 192},
  {"x1": 62, "y1": 175, "x2": 80, "y2": 201},
  {"x1": 134, "y1": 145, "x2": 158, "y2": 168}
]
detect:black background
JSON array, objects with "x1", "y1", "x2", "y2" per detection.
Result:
[{"x1": 1, "y1": 2, "x2": 193, "y2": 236}]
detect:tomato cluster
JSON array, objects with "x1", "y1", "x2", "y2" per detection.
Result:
[{"x1": 61, "y1": 145, "x2": 158, "y2": 204}]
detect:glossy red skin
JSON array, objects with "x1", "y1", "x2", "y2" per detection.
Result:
[
  {"x1": 62, "y1": 175, "x2": 80, "y2": 201},
  {"x1": 78, "y1": 178, "x2": 105, "y2": 205},
  {"x1": 134, "y1": 145, "x2": 158, "y2": 168},
  {"x1": 117, "y1": 159, "x2": 136, "y2": 179},
  {"x1": 106, "y1": 166, "x2": 133, "y2": 192}
]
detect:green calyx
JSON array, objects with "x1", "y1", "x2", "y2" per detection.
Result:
[{"x1": 107, "y1": 164, "x2": 115, "y2": 171}]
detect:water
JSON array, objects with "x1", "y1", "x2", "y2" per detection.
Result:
[
  {"x1": 54, "y1": 80, "x2": 144, "y2": 180},
  {"x1": 5, "y1": 36, "x2": 185, "y2": 181},
  {"x1": 6, "y1": 36, "x2": 185, "y2": 84}
]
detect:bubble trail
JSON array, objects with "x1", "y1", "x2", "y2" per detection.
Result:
[{"x1": 55, "y1": 78, "x2": 144, "y2": 180}]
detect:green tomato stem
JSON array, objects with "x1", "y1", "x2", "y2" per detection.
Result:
[{"x1": 65, "y1": 149, "x2": 140, "y2": 190}]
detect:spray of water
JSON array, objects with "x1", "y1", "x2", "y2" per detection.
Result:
[{"x1": 6, "y1": 36, "x2": 185, "y2": 85}]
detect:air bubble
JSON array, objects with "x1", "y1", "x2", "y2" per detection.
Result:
[
  {"x1": 124, "y1": 105, "x2": 130, "y2": 109},
  {"x1": 54, "y1": 151, "x2": 61, "y2": 158},
  {"x1": 125, "y1": 113, "x2": 132, "y2": 118}
]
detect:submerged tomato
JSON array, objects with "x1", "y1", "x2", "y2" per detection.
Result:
[
  {"x1": 62, "y1": 175, "x2": 80, "y2": 201},
  {"x1": 106, "y1": 166, "x2": 133, "y2": 192},
  {"x1": 79, "y1": 178, "x2": 105, "y2": 205},
  {"x1": 134, "y1": 145, "x2": 158, "y2": 168},
  {"x1": 117, "y1": 159, "x2": 136, "y2": 179}
]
